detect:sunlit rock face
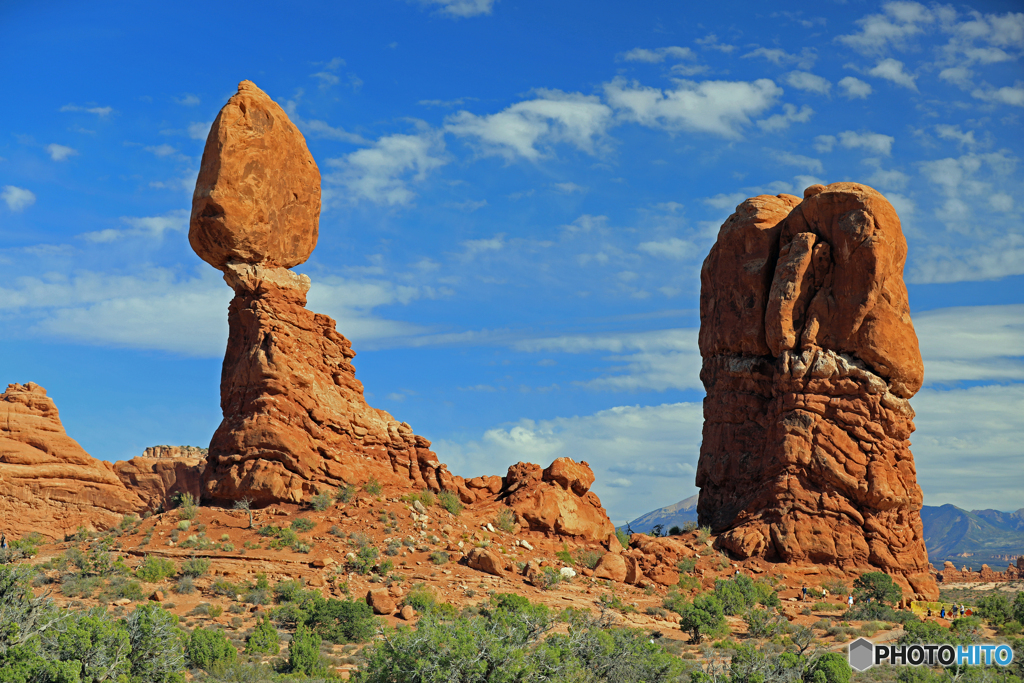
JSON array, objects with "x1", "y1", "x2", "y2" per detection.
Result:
[{"x1": 696, "y1": 182, "x2": 937, "y2": 600}]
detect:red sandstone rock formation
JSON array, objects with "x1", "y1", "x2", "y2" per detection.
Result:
[
  {"x1": 113, "y1": 454, "x2": 205, "y2": 512},
  {"x1": 191, "y1": 82, "x2": 455, "y2": 506},
  {"x1": 696, "y1": 182, "x2": 938, "y2": 600},
  {"x1": 0, "y1": 383, "x2": 144, "y2": 538},
  {"x1": 936, "y1": 558, "x2": 1023, "y2": 583},
  {"x1": 495, "y1": 458, "x2": 616, "y2": 544},
  {"x1": 140, "y1": 445, "x2": 208, "y2": 459}
]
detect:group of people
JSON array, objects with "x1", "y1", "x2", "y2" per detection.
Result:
[{"x1": 928, "y1": 604, "x2": 966, "y2": 620}]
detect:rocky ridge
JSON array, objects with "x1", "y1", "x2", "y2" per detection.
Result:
[
  {"x1": 696, "y1": 183, "x2": 937, "y2": 600},
  {"x1": 0, "y1": 383, "x2": 145, "y2": 537}
]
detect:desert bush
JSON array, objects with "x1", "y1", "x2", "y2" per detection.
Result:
[
  {"x1": 436, "y1": 489, "x2": 463, "y2": 516},
  {"x1": 696, "y1": 526, "x2": 712, "y2": 544},
  {"x1": 180, "y1": 556, "x2": 211, "y2": 577},
  {"x1": 106, "y1": 576, "x2": 145, "y2": 601},
  {"x1": 347, "y1": 545, "x2": 381, "y2": 575},
  {"x1": 820, "y1": 578, "x2": 849, "y2": 596},
  {"x1": 976, "y1": 593, "x2": 1013, "y2": 625},
  {"x1": 404, "y1": 584, "x2": 438, "y2": 613},
  {"x1": 309, "y1": 491, "x2": 332, "y2": 512},
  {"x1": 305, "y1": 596, "x2": 376, "y2": 643},
  {"x1": 288, "y1": 624, "x2": 327, "y2": 676},
  {"x1": 210, "y1": 577, "x2": 239, "y2": 596},
  {"x1": 175, "y1": 492, "x2": 198, "y2": 521},
  {"x1": 245, "y1": 615, "x2": 281, "y2": 655},
  {"x1": 677, "y1": 557, "x2": 698, "y2": 574},
  {"x1": 187, "y1": 627, "x2": 236, "y2": 669},
  {"x1": 853, "y1": 571, "x2": 902, "y2": 606},
  {"x1": 174, "y1": 575, "x2": 195, "y2": 594},
  {"x1": 291, "y1": 517, "x2": 315, "y2": 532},
  {"x1": 136, "y1": 555, "x2": 177, "y2": 583},
  {"x1": 575, "y1": 548, "x2": 603, "y2": 570},
  {"x1": 745, "y1": 607, "x2": 787, "y2": 639},
  {"x1": 679, "y1": 593, "x2": 727, "y2": 643},
  {"x1": 335, "y1": 484, "x2": 356, "y2": 503},
  {"x1": 363, "y1": 476, "x2": 383, "y2": 496},
  {"x1": 429, "y1": 551, "x2": 449, "y2": 565},
  {"x1": 714, "y1": 574, "x2": 779, "y2": 615},
  {"x1": 491, "y1": 507, "x2": 517, "y2": 533}
]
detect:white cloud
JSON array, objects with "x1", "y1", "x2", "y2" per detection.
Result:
[
  {"x1": 79, "y1": 209, "x2": 189, "y2": 243},
  {"x1": 971, "y1": 83, "x2": 1024, "y2": 107},
  {"x1": 934, "y1": 124, "x2": 977, "y2": 147},
  {"x1": 604, "y1": 77, "x2": 783, "y2": 139},
  {"x1": 915, "y1": 304, "x2": 1024, "y2": 383},
  {"x1": 838, "y1": 76, "x2": 872, "y2": 99},
  {"x1": 703, "y1": 192, "x2": 747, "y2": 211},
  {"x1": 913, "y1": 384, "x2": 1024, "y2": 511},
  {"x1": 188, "y1": 122, "x2": 211, "y2": 140},
  {"x1": 785, "y1": 71, "x2": 831, "y2": 95},
  {"x1": 446, "y1": 90, "x2": 613, "y2": 161},
  {"x1": 814, "y1": 135, "x2": 837, "y2": 153},
  {"x1": 775, "y1": 151, "x2": 824, "y2": 174},
  {"x1": 619, "y1": 46, "x2": 695, "y2": 63},
  {"x1": 433, "y1": 401, "x2": 704, "y2": 523},
  {"x1": 325, "y1": 130, "x2": 447, "y2": 205},
  {"x1": 416, "y1": 0, "x2": 495, "y2": 18},
  {"x1": 865, "y1": 164, "x2": 910, "y2": 192},
  {"x1": 756, "y1": 103, "x2": 814, "y2": 132},
  {"x1": 837, "y1": 1, "x2": 935, "y2": 55},
  {"x1": 513, "y1": 328, "x2": 702, "y2": 392},
  {"x1": 637, "y1": 238, "x2": 698, "y2": 261},
  {"x1": 989, "y1": 193, "x2": 1014, "y2": 212},
  {"x1": 909, "y1": 233, "x2": 1024, "y2": 283},
  {"x1": 837, "y1": 130, "x2": 896, "y2": 156},
  {"x1": 2, "y1": 186, "x2": 36, "y2": 212},
  {"x1": 174, "y1": 94, "x2": 201, "y2": 106},
  {"x1": 301, "y1": 119, "x2": 369, "y2": 144},
  {"x1": 741, "y1": 47, "x2": 817, "y2": 69},
  {"x1": 939, "y1": 67, "x2": 974, "y2": 88},
  {"x1": 552, "y1": 182, "x2": 587, "y2": 194},
  {"x1": 60, "y1": 104, "x2": 113, "y2": 117},
  {"x1": 145, "y1": 144, "x2": 180, "y2": 158},
  {"x1": 695, "y1": 34, "x2": 735, "y2": 54},
  {"x1": 459, "y1": 235, "x2": 505, "y2": 258},
  {"x1": 868, "y1": 58, "x2": 918, "y2": 90},
  {"x1": 46, "y1": 144, "x2": 78, "y2": 161}
]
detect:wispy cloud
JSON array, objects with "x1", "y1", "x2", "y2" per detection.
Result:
[
  {"x1": 325, "y1": 129, "x2": 447, "y2": 205},
  {"x1": 619, "y1": 46, "x2": 696, "y2": 63},
  {"x1": 79, "y1": 209, "x2": 189, "y2": 243},
  {"x1": 45, "y1": 143, "x2": 78, "y2": 161},
  {"x1": 60, "y1": 103, "x2": 114, "y2": 117},
  {"x1": 868, "y1": 58, "x2": 918, "y2": 90},
  {"x1": 838, "y1": 76, "x2": 872, "y2": 99},
  {"x1": 784, "y1": 71, "x2": 831, "y2": 95},
  {"x1": 415, "y1": 0, "x2": 495, "y2": 18}
]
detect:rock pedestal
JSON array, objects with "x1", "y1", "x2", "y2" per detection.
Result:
[
  {"x1": 696, "y1": 183, "x2": 937, "y2": 600},
  {"x1": 192, "y1": 82, "x2": 453, "y2": 506}
]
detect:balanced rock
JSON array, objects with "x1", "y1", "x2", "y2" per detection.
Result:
[
  {"x1": 193, "y1": 83, "x2": 453, "y2": 506},
  {"x1": 190, "y1": 80, "x2": 320, "y2": 270},
  {"x1": 696, "y1": 182, "x2": 937, "y2": 600},
  {"x1": 0, "y1": 383, "x2": 144, "y2": 537}
]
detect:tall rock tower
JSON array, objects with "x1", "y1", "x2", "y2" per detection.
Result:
[
  {"x1": 696, "y1": 182, "x2": 938, "y2": 600},
  {"x1": 191, "y1": 81, "x2": 454, "y2": 506}
]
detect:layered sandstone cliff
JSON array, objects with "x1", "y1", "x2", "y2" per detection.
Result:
[
  {"x1": 696, "y1": 183, "x2": 938, "y2": 599},
  {"x1": 0, "y1": 383, "x2": 144, "y2": 537}
]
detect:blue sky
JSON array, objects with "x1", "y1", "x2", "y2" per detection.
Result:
[{"x1": 1, "y1": 0, "x2": 1022, "y2": 524}]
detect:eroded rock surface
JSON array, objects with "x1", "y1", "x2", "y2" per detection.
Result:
[
  {"x1": 696, "y1": 182, "x2": 937, "y2": 599},
  {"x1": 0, "y1": 383, "x2": 143, "y2": 537},
  {"x1": 190, "y1": 80, "x2": 320, "y2": 270}
]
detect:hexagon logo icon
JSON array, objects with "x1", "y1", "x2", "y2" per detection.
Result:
[{"x1": 849, "y1": 638, "x2": 875, "y2": 671}]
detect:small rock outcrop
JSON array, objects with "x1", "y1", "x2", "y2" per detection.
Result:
[
  {"x1": 696, "y1": 183, "x2": 938, "y2": 600},
  {"x1": 113, "y1": 449, "x2": 206, "y2": 512},
  {"x1": 496, "y1": 458, "x2": 617, "y2": 544},
  {"x1": 140, "y1": 445, "x2": 208, "y2": 459},
  {"x1": 0, "y1": 383, "x2": 144, "y2": 537},
  {"x1": 192, "y1": 82, "x2": 454, "y2": 506}
]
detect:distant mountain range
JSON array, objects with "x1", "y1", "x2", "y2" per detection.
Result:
[{"x1": 626, "y1": 498, "x2": 1024, "y2": 571}]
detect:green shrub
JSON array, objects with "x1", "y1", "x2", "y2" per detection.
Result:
[
  {"x1": 696, "y1": 526, "x2": 711, "y2": 544},
  {"x1": 187, "y1": 627, "x2": 236, "y2": 669},
  {"x1": 310, "y1": 491, "x2": 332, "y2": 512},
  {"x1": 174, "y1": 575, "x2": 195, "y2": 594},
  {"x1": 136, "y1": 555, "x2": 177, "y2": 583},
  {"x1": 180, "y1": 556, "x2": 211, "y2": 577},
  {"x1": 1000, "y1": 620, "x2": 1022, "y2": 636},
  {"x1": 210, "y1": 577, "x2": 239, "y2": 596},
  {"x1": 809, "y1": 652, "x2": 852, "y2": 683},
  {"x1": 347, "y1": 545, "x2": 381, "y2": 575},
  {"x1": 124, "y1": 603, "x2": 187, "y2": 683},
  {"x1": 10, "y1": 532, "x2": 45, "y2": 558},
  {"x1": 677, "y1": 557, "x2": 697, "y2": 574},
  {"x1": 305, "y1": 596, "x2": 376, "y2": 643},
  {"x1": 429, "y1": 551, "x2": 449, "y2": 565},
  {"x1": 615, "y1": 528, "x2": 630, "y2": 548},
  {"x1": 273, "y1": 578, "x2": 307, "y2": 603},
  {"x1": 335, "y1": 484, "x2": 356, "y2": 503},
  {"x1": 363, "y1": 476, "x2": 383, "y2": 496},
  {"x1": 679, "y1": 593, "x2": 726, "y2": 643},
  {"x1": 853, "y1": 571, "x2": 902, "y2": 606},
  {"x1": 575, "y1": 548, "x2": 603, "y2": 570},
  {"x1": 175, "y1": 492, "x2": 198, "y2": 521},
  {"x1": 494, "y1": 507, "x2": 516, "y2": 533},
  {"x1": 714, "y1": 574, "x2": 779, "y2": 615},
  {"x1": 403, "y1": 489, "x2": 435, "y2": 507},
  {"x1": 437, "y1": 490, "x2": 463, "y2": 516},
  {"x1": 404, "y1": 584, "x2": 438, "y2": 613},
  {"x1": 106, "y1": 576, "x2": 145, "y2": 601},
  {"x1": 288, "y1": 624, "x2": 327, "y2": 676},
  {"x1": 821, "y1": 578, "x2": 850, "y2": 596},
  {"x1": 537, "y1": 566, "x2": 564, "y2": 590},
  {"x1": 976, "y1": 594, "x2": 1013, "y2": 625},
  {"x1": 245, "y1": 615, "x2": 280, "y2": 654},
  {"x1": 291, "y1": 517, "x2": 316, "y2": 532},
  {"x1": 678, "y1": 575, "x2": 701, "y2": 591},
  {"x1": 745, "y1": 607, "x2": 786, "y2": 639},
  {"x1": 556, "y1": 544, "x2": 574, "y2": 566}
]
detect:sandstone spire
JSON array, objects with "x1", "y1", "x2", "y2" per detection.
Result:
[
  {"x1": 696, "y1": 182, "x2": 938, "y2": 600},
  {"x1": 191, "y1": 81, "x2": 453, "y2": 506}
]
